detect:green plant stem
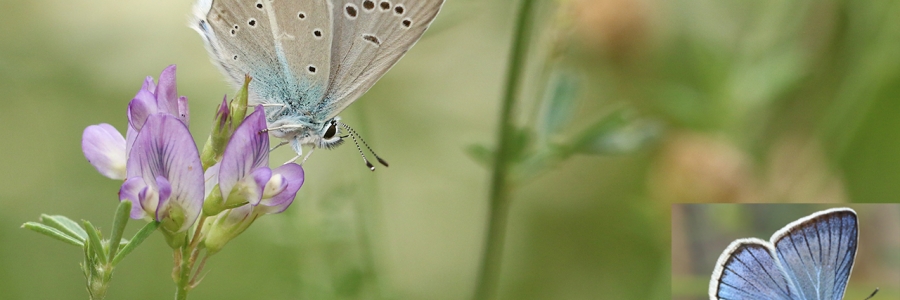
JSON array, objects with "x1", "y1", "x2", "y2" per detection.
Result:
[
  {"x1": 175, "y1": 247, "x2": 191, "y2": 300},
  {"x1": 473, "y1": 0, "x2": 537, "y2": 299}
]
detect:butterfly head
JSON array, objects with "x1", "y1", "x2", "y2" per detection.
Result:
[
  {"x1": 286, "y1": 117, "x2": 344, "y2": 150},
  {"x1": 272, "y1": 115, "x2": 389, "y2": 170}
]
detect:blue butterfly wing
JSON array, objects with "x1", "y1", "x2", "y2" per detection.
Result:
[
  {"x1": 710, "y1": 238, "x2": 797, "y2": 300},
  {"x1": 772, "y1": 208, "x2": 858, "y2": 300}
]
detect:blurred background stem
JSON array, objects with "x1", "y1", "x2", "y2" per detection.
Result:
[{"x1": 473, "y1": 0, "x2": 537, "y2": 299}]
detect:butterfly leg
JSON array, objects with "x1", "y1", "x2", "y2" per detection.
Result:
[
  {"x1": 261, "y1": 103, "x2": 288, "y2": 116},
  {"x1": 283, "y1": 138, "x2": 311, "y2": 165},
  {"x1": 300, "y1": 148, "x2": 315, "y2": 165},
  {"x1": 283, "y1": 147, "x2": 314, "y2": 165},
  {"x1": 270, "y1": 140, "x2": 289, "y2": 152},
  {"x1": 264, "y1": 124, "x2": 305, "y2": 132}
]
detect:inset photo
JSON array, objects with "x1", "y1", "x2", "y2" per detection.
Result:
[{"x1": 672, "y1": 204, "x2": 900, "y2": 300}]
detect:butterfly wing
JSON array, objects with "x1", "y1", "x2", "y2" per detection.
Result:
[
  {"x1": 193, "y1": 0, "x2": 334, "y2": 109},
  {"x1": 771, "y1": 208, "x2": 858, "y2": 300},
  {"x1": 312, "y1": 0, "x2": 444, "y2": 121},
  {"x1": 709, "y1": 238, "x2": 797, "y2": 300}
]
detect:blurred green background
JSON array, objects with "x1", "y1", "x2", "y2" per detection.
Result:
[
  {"x1": 672, "y1": 204, "x2": 900, "y2": 300},
  {"x1": 1, "y1": 0, "x2": 899, "y2": 299}
]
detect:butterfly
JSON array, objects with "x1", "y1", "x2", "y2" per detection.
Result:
[
  {"x1": 709, "y1": 207, "x2": 859, "y2": 300},
  {"x1": 192, "y1": 0, "x2": 444, "y2": 169}
]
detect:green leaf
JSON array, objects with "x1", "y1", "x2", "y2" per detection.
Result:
[
  {"x1": 539, "y1": 71, "x2": 580, "y2": 138},
  {"x1": 469, "y1": 127, "x2": 534, "y2": 167},
  {"x1": 108, "y1": 200, "x2": 132, "y2": 260},
  {"x1": 40, "y1": 214, "x2": 88, "y2": 242},
  {"x1": 508, "y1": 127, "x2": 533, "y2": 163},
  {"x1": 465, "y1": 144, "x2": 494, "y2": 168},
  {"x1": 582, "y1": 122, "x2": 660, "y2": 154},
  {"x1": 82, "y1": 220, "x2": 108, "y2": 264},
  {"x1": 21, "y1": 222, "x2": 83, "y2": 247},
  {"x1": 574, "y1": 110, "x2": 662, "y2": 155},
  {"x1": 112, "y1": 221, "x2": 158, "y2": 265}
]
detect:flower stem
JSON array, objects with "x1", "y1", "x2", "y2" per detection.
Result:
[
  {"x1": 175, "y1": 215, "x2": 207, "y2": 300},
  {"x1": 175, "y1": 247, "x2": 190, "y2": 300},
  {"x1": 473, "y1": 0, "x2": 537, "y2": 299}
]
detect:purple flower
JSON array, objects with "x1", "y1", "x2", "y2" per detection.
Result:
[
  {"x1": 202, "y1": 107, "x2": 304, "y2": 253},
  {"x1": 80, "y1": 66, "x2": 301, "y2": 252},
  {"x1": 119, "y1": 113, "x2": 204, "y2": 235},
  {"x1": 82, "y1": 65, "x2": 190, "y2": 180}
]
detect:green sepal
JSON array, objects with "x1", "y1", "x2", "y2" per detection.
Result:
[
  {"x1": 39, "y1": 214, "x2": 88, "y2": 242},
  {"x1": 82, "y1": 220, "x2": 108, "y2": 264},
  {"x1": 21, "y1": 222, "x2": 84, "y2": 247},
  {"x1": 112, "y1": 221, "x2": 158, "y2": 265},
  {"x1": 200, "y1": 136, "x2": 223, "y2": 170},
  {"x1": 107, "y1": 200, "x2": 132, "y2": 259},
  {"x1": 161, "y1": 227, "x2": 188, "y2": 249},
  {"x1": 203, "y1": 184, "x2": 225, "y2": 216},
  {"x1": 203, "y1": 208, "x2": 258, "y2": 255}
]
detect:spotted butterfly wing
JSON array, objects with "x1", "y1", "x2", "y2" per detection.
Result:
[
  {"x1": 315, "y1": 0, "x2": 444, "y2": 121},
  {"x1": 193, "y1": 0, "x2": 334, "y2": 108},
  {"x1": 709, "y1": 208, "x2": 858, "y2": 300}
]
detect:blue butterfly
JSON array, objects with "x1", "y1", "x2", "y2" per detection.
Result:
[{"x1": 709, "y1": 208, "x2": 859, "y2": 300}]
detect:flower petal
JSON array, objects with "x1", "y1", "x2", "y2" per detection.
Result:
[
  {"x1": 125, "y1": 124, "x2": 138, "y2": 162},
  {"x1": 214, "y1": 97, "x2": 230, "y2": 129},
  {"x1": 204, "y1": 162, "x2": 220, "y2": 199},
  {"x1": 177, "y1": 96, "x2": 189, "y2": 125},
  {"x1": 262, "y1": 174, "x2": 288, "y2": 199},
  {"x1": 247, "y1": 167, "x2": 272, "y2": 206},
  {"x1": 82, "y1": 124, "x2": 127, "y2": 180},
  {"x1": 128, "y1": 89, "x2": 156, "y2": 131},
  {"x1": 218, "y1": 107, "x2": 269, "y2": 198},
  {"x1": 155, "y1": 65, "x2": 178, "y2": 112},
  {"x1": 155, "y1": 176, "x2": 172, "y2": 221},
  {"x1": 119, "y1": 177, "x2": 149, "y2": 219},
  {"x1": 141, "y1": 75, "x2": 157, "y2": 94},
  {"x1": 127, "y1": 114, "x2": 204, "y2": 232},
  {"x1": 138, "y1": 185, "x2": 157, "y2": 219},
  {"x1": 223, "y1": 167, "x2": 269, "y2": 208},
  {"x1": 258, "y1": 163, "x2": 304, "y2": 214}
]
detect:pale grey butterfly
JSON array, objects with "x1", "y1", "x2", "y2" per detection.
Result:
[
  {"x1": 192, "y1": 0, "x2": 444, "y2": 170},
  {"x1": 709, "y1": 208, "x2": 865, "y2": 300}
]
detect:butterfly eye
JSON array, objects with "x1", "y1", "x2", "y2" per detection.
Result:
[{"x1": 323, "y1": 122, "x2": 338, "y2": 139}]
